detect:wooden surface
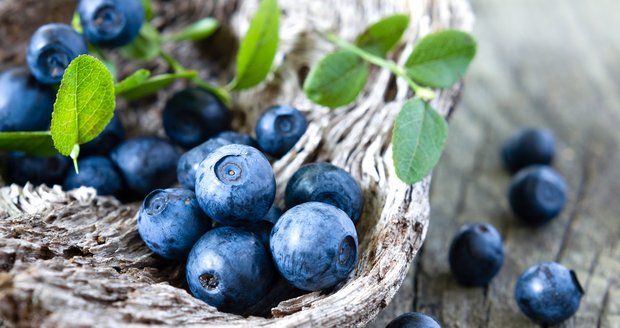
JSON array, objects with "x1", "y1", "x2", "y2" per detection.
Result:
[{"x1": 371, "y1": 0, "x2": 620, "y2": 327}]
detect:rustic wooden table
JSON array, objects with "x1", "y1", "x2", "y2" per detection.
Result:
[{"x1": 372, "y1": 0, "x2": 620, "y2": 327}]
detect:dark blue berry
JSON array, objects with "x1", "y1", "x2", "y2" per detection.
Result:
[
  {"x1": 163, "y1": 88, "x2": 232, "y2": 149},
  {"x1": 26, "y1": 23, "x2": 88, "y2": 85},
  {"x1": 285, "y1": 162, "x2": 363, "y2": 224},
  {"x1": 195, "y1": 144, "x2": 275, "y2": 226},
  {"x1": 186, "y1": 226, "x2": 274, "y2": 314},
  {"x1": 508, "y1": 165, "x2": 567, "y2": 225},
  {"x1": 176, "y1": 138, "x2": 231, "y2": 190},
  {"x1": 214, "y1": 131, "x2": 258, "y2": 148},
  {"x1": 237, "y1": 220, "x2": 273, "y2": 248},
  {"x1": 63, "y1": 156, "x2": 123, "y2": 196},
  {"x1": 515, "y1": 262, "x2": 584, "y2": 326},
  {"x1": 7, "y1": 152, "x2": 70, "y2": 186},
  {"x1": 386, "y1": 312, "x2": 442, "y2": 328},
  {"x1": 262, "y1": 203, "x2": 283, "y2": 224},
  {"x1": 270, "y1": 202, "x2": 358, "y2": 291},
  {"x1": 0, "y1": 68, "x2": 55, "y2": 132},
  {"x1": 448, "y1": 223, "x2": 504, "y2": 286},
  {"x1": 110, "y1": 137, "x2": 181, "y2": 197},
  {"x1": 78, "y1": 0, "x2": 144, "y2": 48},
  {"x1": 501, "y1": 128, "x2": 556, "y2": 173},
  {"x1": 255, "y1": 105, "x2": 308, "y2": 157},
  {"x1": 138, "y1": 188, "x2": 211, "y2": 260},
  {"x1": 80, "y1": 113, "x2": 125, "y2": 157}
]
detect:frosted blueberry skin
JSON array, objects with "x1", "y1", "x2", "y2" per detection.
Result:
[
  {"x1": 63, "y1": 156, "x2": 123, "y2": 196},
  {"x1": 80, "y1": 113, "x2": 125, "y2": 157},
  {"x1": 285, "y1": 162, "x2": 364, "y2": 224},
  {"x1": 186, "y1": 227, "x2": 274, "y2": 315},
  {"x1": 501, "y1": 128, "x2": 556, "y2": 173},
  {"x1": 386, "y1": 312, "x2": 442, "y2": 328},
  {"x1": 255, "y1": 105, "x2": 308, "y2": 158},
  {"x1": 448, "y1": 223, "x2": 504, "y2": 286},
  {"x1": 78, "y1": 0, "x2": 144, "y2": 48},
  {"x1": 508, "y1": 165, "x2": 567, "y2": 225},
  {"x1": 214, "y1": 131, "x2": 258, "y2": 148},
  {"x1": 26, "y1": 23, "x2": 88, "y2": 85},
  {"x1": 195, "y1": 144, "x2": 276, "y2": 226},
  {"x1": 515, "y1": 262, "x2": 584, "y2": 326},
  {"x1": 138, "y1": 188, "x2": 211, "y2": 260},
  {"x1": 7, "y1": 152, "x2": 70, "y2": 186},
  {"x1": 163, "y1": 88, "x2": 232, "y2": 149},
  {"x1": 0, "y1": 68, "x2": 55, "y2": 132},
  {"x1": 110, "y1": 137, "x2": 181, "y2": 197},
  {"x1": 177, "y1": 138, "x2": 231, "y2": 190},
  {"x1": 270, "y1": 202, "x2": 358, "y2": 291}
]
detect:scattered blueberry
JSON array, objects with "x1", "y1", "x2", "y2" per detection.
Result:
[
  {"x1": 270, "y1": 202, "x2": 358, "y2": 291},
  {"x1": 515, "y1": 262, "x2": 584, "y2": 326},
  {"x1": 138, "y1": 188, "x2": 211, "y2": 260},
  {"x1": 77, "y1": 0, "x2": 144, "y2": 48},
  {"x1": 7, "y1": 152, "x2": 70, "y2": 186},
  {"x1": 448, "y1": 223, "x2": 504, "y2": 286},
  {"x1": 80, "y1": 113, "x2": 125, "y2": 157},
  {"x1": 386, "y1": 312, "x2": 442, "y2": 328},
  {"x1": 285, "y1": 162, "x2": 363, "y2": 224},
  {"x1": 195, "y1": 144, "x2": 275, "y2": 226},
  {"x1": 26, "y1": 23, "x2": 88, "y2": 85},
  {"x1": 255, "y1": 105, "x2": 308, "y2": 158},
  {"x1": 110, "y1": 137, "x2": 181, "y2": 197},
  {"x1": 176, "y1": 137, "x2": 231, "y2": 190},
  {"x1": 262, "y1": 203, "x2": 283, "y2": 225},
  {"x1": 63, "y1": 156, "x2": 123, "y2": 196},
  {"x1": 163, "y1": 88, "x2": 232, "y2": 148},
  {"x1": 186, "y1": 226, "x2": 274, "y2": 314},
  {"x1": 0, "y1": 68, "x2": 55, "y2": 132},
  {"x1": 508, "y1": 165, "x2": 567, "y2": 225},
  {"x1": 214, "y1": 131, "x2": 258, "y2": 148},
  {"x1": 501, "y1": 128, "x2": 556, "y2": 173},
  {"x1": 237, "y1": 220, "x2": 273, "y2": 248}
]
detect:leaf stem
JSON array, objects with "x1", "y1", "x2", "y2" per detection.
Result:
[{"x1": 159, "y1": 50, "x2": 185, "y2": 73}]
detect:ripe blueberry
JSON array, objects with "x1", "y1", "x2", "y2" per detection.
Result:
[
  {"x1": 386, "y1": 312, "x2": 441, "y2": 328},
  {"x1": 186, "y1": 226, "x2": 274, "y2": 314},
  {"x1": 448, "y1": 223, "x2": 504, "y2": 286},
  {"x1": 7, "y1": 152, "x2": 70, "y2": 186},
  {"x1": 262, "y1": 203, "x2": 283, "y2": 224},
  {"x1": 63, "y1": 156, "x2": 123, "y2": 196},
  {"x1": 26, "y1": 23, "x2": 88, "y2": 85},
  {"x1": 270, "y1": 202, "x2": 358, "y2": 291},
  {"x1": 195, "y1": 144, "x2": 275, "y2": 226},
  {"x1": 515, "y1": 262, "x2": 584, "y2": 326},
  {"x1": 501, "y1": 128, "x2": 555, "y2": 173},
  {"x1": 255, "y1": 105, "x2": 308, "y2": 157},
  {"x1": 77, "y1": 0, "x2": 144, "y2": 48},
  {"x1": 0, "y1": 68, "x2": 55, "y2": 132},
  {"x1": 285, "y1": 162, "x2": 363, "y2": 224},
  {"x1": 163, "y1": 88, "x2": 232, "y2": 148},
  {"x1": 80, "y1": 113, "x2": 125, "y2": 157},
  {"x1": 177, "y1": 138, "x2": 231, "y2": 190},
  {"x1": 508, "y1": 165, "x2": 567, "y2": 225},
  {"x1": 214, "y1": 131, "x2": 258, "y2": 148}
]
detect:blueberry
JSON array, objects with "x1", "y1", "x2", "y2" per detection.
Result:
[
  {"x1": 508, "y1": 165, "x2": 567, "y2": 225},
  {"x1": 515, "y1": 262, "x2": 584, "y2": 325},
  {"x1": 78, "y1": 0, "x2": 144, "y2": 48},
  {"x1": 270, "y1": 202, "x2": 358, "y2": 291},
  {"x1": 163, "y1": 88, "x2": 232, "y2": 149},
  {"x1": 285, "y1": 162, "x2": 363, "y2": 224},
  {"x1": 110, "y1": 137, "x2": 181, "y2": 197},
  {"x1": 0, "y1": 68, "x2": 55, "y2": 132},
  {"x1": 255, "y1": 105, "x2": 308, "y2": 158},
  {"x1": 237, "y1": 220, "x2": 273, "y2": 248},
  {"x1": 501, "y1": 128, "x2": 556, "y2": 173},
  {"x1": 214, "y1": 131, "x2": 258, "y2": 148},
  {"x1": 186, "y1": 226, "x2": 274, "y2": 314},
  {"x1": 63, "y1": 156, "x2": 123, "y2": 196},
  {"x1": 26, "y1": 23, "x2": 88, "y2": 85},
  {"x1": 80, "y1": 113, "x2": 125, "y2": 157},
  {"x1": 448, "y1": 223, "x2": 504, "y2": 286},
  {"x1": 386, "y1": 312, "x2": 441, "y2": 328},
  {"x1": 138, "y1": 188, "x2": 211, "y2": 260},
  {"x1": 7, "y1": 152, "x2": 70, "y2": 186},
  {"x1": 176, "y1": 138, "x2": 231, "y2": 190},
  {"x1": 195, "y1": 144, "x2": 275, "y2": 226},
  {"x1": 262, "y1": 203, "x2": 283, "y2": 224}
]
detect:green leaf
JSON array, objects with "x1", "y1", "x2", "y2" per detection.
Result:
[
  {"x1": 0, "y1": 131, "x2": 57, "y2": 156},
  {"x1": 404, "y1": 30, "x2": 476, "y2": 88},
  {"x1": 392, "y1": 99, "x2": 448, "y2": 184},
  {"x1": 230, "y1": 0, "x2": 280, "y2": 90},
  {"x1": 141, "y1": 0, "x2": 154, "y2": 21},
  {"x1": 303, "y1": 51, "x2": 369, "y2": 108},
  {"x1": 116, "y1": 71, "x2": 196, "y2": 100},
  {"x1": 355, "y1": 14, "x2": 410, "y2": 56},
  {"x1": 165, "y1": 17, "x2": 219, "y2": 42},
  {"x1": 50, "y1": 55, "x2": 116, "y2": 156},
  {"x1": 120, "y1": 24, "x2": 161, "y2": 61},
  {"x1": 115, "y1": 69, "x2": 151, "y2": 94},
  {"x1": 72, "y1": 12, "x2": 83, "y2": 34}
]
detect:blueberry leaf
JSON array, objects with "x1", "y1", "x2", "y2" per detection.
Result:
[
  {"x1": 115, "y1": 69, "x2": 151, "y2": 94},
  {"x1": 0, "y1": 131, "x2": 57, "y2": 156},
  {"x1": 141, "y1": 0, "x2": 154, "y2": 21},
  {"x1": 165, "y1": 17, "x2": 219, "y2": 42},
  {"x1": 392, "y1": 98, "x2": 448, "y2": 184},
  {"x1": 50, "y1": 55, "x2": 116, "y2": 157},
  {"x1": 303, "y1": 50, "x2": 369, "y2": 108},
  {"x1": 405, "y1": 30, "x2": 476, "y2": 88},
  {"x1": 116, "y1": 71, "x2": 197, "y2": 100},
  {"x1": 230, "y1": 0, "x2": 280, "y2": 90},
  {"x1": 120, "y1": 24, "x2": 161, "y2": 61},
  {"x1": 355, "y1": 14, "x2": 410, "y2": 56},
  {"x1": 71, "y1": 12, "x2": 83, "y2": 34}
]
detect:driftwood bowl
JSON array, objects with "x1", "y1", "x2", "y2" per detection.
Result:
[{"x1": 0, "y1": 0, "x2": 473, "y2": 326}]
